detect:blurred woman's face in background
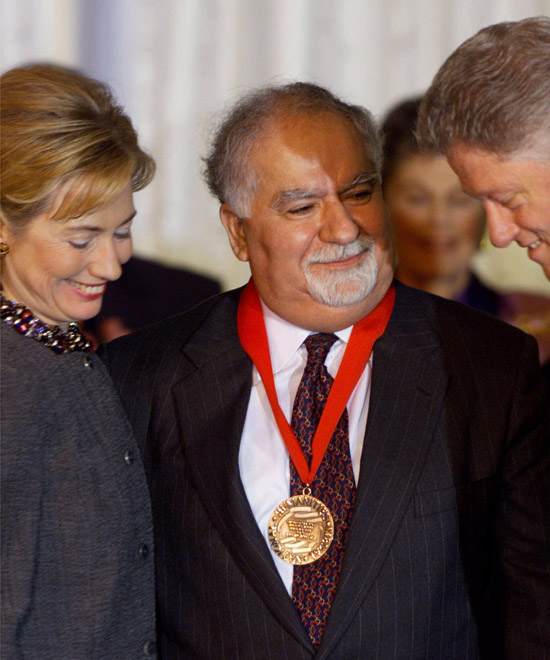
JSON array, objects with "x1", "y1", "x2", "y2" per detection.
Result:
[{"x1": 384, "y1": 154, "x2": 485, "y2": 288}]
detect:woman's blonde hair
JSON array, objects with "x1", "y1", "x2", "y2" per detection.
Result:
[{"x1": 1, "y1": 63, "x2": 155, "y2": 229}]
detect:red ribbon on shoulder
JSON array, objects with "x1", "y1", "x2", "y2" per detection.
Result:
[{"x1": 237, "y1": 279, "x2": 395, "y2": 486}]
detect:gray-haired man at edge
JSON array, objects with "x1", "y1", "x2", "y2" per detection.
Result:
[{"x1": 417, "y1": 16, "x2": 550, "y2": 280}]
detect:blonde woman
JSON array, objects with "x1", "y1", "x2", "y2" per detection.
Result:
[{"x1": 1, "y1": 64, "x2": 157, "y2": 658}]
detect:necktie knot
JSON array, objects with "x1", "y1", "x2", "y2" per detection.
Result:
[{"x1": 304, "y1": 333, "x2": 337, "y2": 367}]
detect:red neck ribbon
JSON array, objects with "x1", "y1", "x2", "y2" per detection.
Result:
[{"x1": 237, "y1": 280, "x2": 395, "y2": 486}]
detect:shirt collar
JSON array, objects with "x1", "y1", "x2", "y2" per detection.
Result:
[{"x1": 260, "y1": 299, "x2": 352, "y2": 374}]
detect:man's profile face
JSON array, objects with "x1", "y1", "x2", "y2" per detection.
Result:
[
  {"x1": 448, "y1": 143, "x2": 550, "y2": 279},
  {"x1": 220, "y1": 111, "x2": 394, "y2": 330}
]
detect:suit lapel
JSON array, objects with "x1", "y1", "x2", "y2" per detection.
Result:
[
  {"x1": 318, "y1": 285, "x2": 448, "y2": 658},
  {"x1": 170, "y1": 299, "x2": 312, "y2": 651},
  {"x1": 168, "y1": 285, "x2": 449, "y2": 657}
]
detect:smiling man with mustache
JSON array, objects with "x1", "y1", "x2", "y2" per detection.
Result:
[
  {"x1": 302, "y1": 235, "x2": 379, "y2": 307},
  {"x1": 100, "y1": 82, "x2": 550, "y2": 659}
]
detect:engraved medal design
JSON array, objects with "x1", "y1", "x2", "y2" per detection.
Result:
[{"x1": 268, "y1": 491, "x2": 334, "y2": 565}]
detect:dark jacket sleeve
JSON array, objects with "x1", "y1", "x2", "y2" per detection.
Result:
[
  {"x1": 1, "y1": 364, "x2": 47, "y2": 659},
  {"x1": 494, "y1": 333, "x2": 550, "y2": 659}
]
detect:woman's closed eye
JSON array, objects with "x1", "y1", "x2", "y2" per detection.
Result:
[
  {"x1": 69, "y1": 238, "x2": 92, "y2": 249},
  {"x1": 69, "y1": 225, "x2": 131, "y2": 249},
  {"x1": 114, "y1": 227, "x2": 132, "y2": 240}
]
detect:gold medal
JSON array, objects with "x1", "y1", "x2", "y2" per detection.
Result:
[{"x1": 268, "y1": 490, "x2": 334, "y2": 565}]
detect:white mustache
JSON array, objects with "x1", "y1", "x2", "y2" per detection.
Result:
[{"x1": 304, "y1": 236, "x2": 374, "y2": 265}]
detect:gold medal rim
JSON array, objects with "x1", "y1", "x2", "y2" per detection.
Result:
[{"x1": 268, "y1": 493, "x2": 334, "y2": 565}]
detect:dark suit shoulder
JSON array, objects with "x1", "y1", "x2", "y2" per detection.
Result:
[
  {"x1": 389, "y1": 281, "x2": 544, "y2": 403},
  {"x1": 393, "y1": 280, "x2": 533, "y2": 347},
  {"x1": 391, "y1": 281, "x2": 547, "y2": 420},
  {"x1": 98, "y1": 288, "x2": 245, "y2": 397}
]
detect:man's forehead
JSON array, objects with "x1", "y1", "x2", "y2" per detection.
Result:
[
  {"x1": 448, "y1": 143, "x2": 532, "y2": 196},
  {"x1": 252, "y1": 109, "x2": 363, "y2": 150},
  {"x1": 265, "y1": 107, "x2": 352, "y2": 131},
  {"x1": 249, "y1": 115, "x2": 371, "y2": 169}
]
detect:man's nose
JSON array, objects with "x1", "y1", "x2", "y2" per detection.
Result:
[
  {"x1": 318, "y1": 201, "x2": 360, "y2": 244},
  {"x1": 484, "y1": 202, "x2": 520, "y2": 248}
]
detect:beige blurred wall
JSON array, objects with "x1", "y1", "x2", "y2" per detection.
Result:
[{"x1": 2, "y1": 0, "x2": 549, "y2": 294}]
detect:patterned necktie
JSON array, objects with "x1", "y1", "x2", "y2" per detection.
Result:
[{"x1": 290, "y1": 333, "x2": 357, "y2": 648}]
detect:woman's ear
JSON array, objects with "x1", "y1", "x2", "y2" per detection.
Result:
[{"x1": 0, "y1": 216, "x2": 13, "y2": 244}]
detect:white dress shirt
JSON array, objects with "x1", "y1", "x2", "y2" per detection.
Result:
[{"x1": 239, "y1": 301, "x2": 373, "y2": 593}]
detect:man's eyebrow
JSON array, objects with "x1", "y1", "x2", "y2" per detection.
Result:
[
  {"x1": 269, "y1": 172, "x2": 379, "y2": 211},
  {"x1": 340, "y1": 171, "x2": 380, "y2": 194},
  {"x1": 270, "y1": 188, "x2": 325, "y2": 212}
]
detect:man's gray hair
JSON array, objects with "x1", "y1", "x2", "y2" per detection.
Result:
[
  {"x1": 203, "y1": 82, "x2": 383, "y2": 217},
  {"x1": 416, "y1": 17, "x2": 550, "y2": 162}
]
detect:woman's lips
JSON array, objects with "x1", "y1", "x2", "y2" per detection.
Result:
[{"x1": 68, "y1": 280, "x2": 107, "y2": 300}]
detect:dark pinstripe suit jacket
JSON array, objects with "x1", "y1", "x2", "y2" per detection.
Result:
[{"x1": 100, "y1": 281, "x2": 550, "y2": 660}]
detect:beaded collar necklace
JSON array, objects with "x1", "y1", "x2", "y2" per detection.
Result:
[{"x1": 0, "y1": 294, "x2": 91, "y2": 354}]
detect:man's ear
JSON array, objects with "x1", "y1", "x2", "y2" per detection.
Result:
[{"x1": 220, "y1": 204, "x2": 249, "y2": 262}]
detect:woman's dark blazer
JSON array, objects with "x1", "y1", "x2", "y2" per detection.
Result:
[{"x1": 1, "y1": 324, "x2": 156, "y2": 659}]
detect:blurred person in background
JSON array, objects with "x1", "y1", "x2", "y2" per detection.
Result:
[
  {"x1": 83, "y1": 255, "x2": 221, "y2": 344},
  {"x1": 1, "y1": 64, "x2": 157, "y2": 659},
  {"x1": 417, "y1": 16, "x2": 550, "y2": 280},
  {"x1": 383, "y1": 97, "x2": 550, "y2": 378}
]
